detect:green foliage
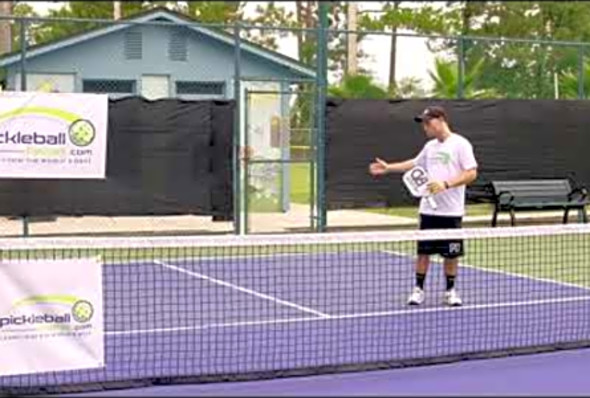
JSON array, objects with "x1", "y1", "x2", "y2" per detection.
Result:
[
  {"x1": 11, "y1": 2, "x2": 38, "y2": 50},
  {"x1": 27, "y1": 2, "x2": 148, "y2": 46},
  {"x1": 429, "y1": 57, "x2": 497, "y2": 99},
  {"x1": 559, "y1": 63, "x2": 590, "y2": 99},
  {"x1": 359, "y1": 2, "x2": 450, "y2": 35},
  {"x1": 390, "y1": 77, "x2": 428, "y2": 99},
  {"x1": 358, "y1": 2, "x2": 456, "y2": 91},
  {"x1": 433, "y1": 2, "x2": 590, "y2": 98},
  {"x1": 184, "y1": 1, "x2": 244, "y2": 24},
  {"x1": 328, "y1": 74, "x2": 388, "y2": 99},
  {"x1": 243, "y1": 2, "x2": 295, "y2": 51}
]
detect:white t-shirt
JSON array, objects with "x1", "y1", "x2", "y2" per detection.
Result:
[{"x1": 413, "y1": 132, "x2": 478, "y2": 217}]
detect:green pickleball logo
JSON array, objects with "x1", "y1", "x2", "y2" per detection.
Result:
[
  {"x1": 71, "y1": 300, "x2": 94, "y2": 323},
  {"x1": 68, "y1": 119, "x2": 96, "y2": 147}
]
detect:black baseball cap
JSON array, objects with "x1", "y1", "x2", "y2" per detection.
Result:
[{"x1": 414, "y1": 106, "x2": 448, "y2": 123}]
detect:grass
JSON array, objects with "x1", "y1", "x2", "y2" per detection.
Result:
[
  {"x1": 290, "y1": 162, "x2": 312, "y2": 204},
  {"x1": 388, "y1": 234, "x2": 590, "y2": 288}
]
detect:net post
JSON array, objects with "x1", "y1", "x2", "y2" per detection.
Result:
[
  {"x1": 578, "y1": 46, "x2": 585, "y2": 99},
  {"x1": 233, "y1": 22, "x2": 244, "y2": 235},
  {"x1": 316, "y1": 1, "x2": 329, "y2": 232},
  {"x1": 19, "y1": 18, "x2": 27, "y2": 91},
  {"x1": 457, "y1": 36, "x2": 465, "y2": 99}
]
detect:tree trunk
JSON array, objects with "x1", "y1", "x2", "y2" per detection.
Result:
[
  {"x1": 388, "y1": 1, "x2": 400, "y2": 93},
  {"x1": 303, "y1": 1, "x2": 314, "y2": 65},
  {"x1": 0, "y1": 1, "x2": 13, "y2": 55},
  {"x1": 461, "y1": 1, "x2": 472, "y2": 35},
  {"x1": 296, "y1": 1, "x2": 303, "y2": 61},
  {"x1": 346, "y1": 2, "x2": 358, "y2": 76}
]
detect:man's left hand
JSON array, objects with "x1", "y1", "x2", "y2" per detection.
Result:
[{"x1": 427, "y1": 181, "x2": 447, "y2": 194}]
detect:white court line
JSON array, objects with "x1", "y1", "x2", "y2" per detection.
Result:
[
  {"x1": 153, "y1": 260, "x2": 331, "y2": 319},
  {"x1": 382, "y1": 250, "x2": 590, "y2": 292},
  {"x1": 103, "y1": 250, "x2": 371, "y2": 266},
  {"x1": 105, "y1": 295, "x2": 590, "y2": 336}
]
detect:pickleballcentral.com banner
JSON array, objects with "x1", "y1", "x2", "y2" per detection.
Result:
[
  {"x1": 0, "y1": 258, "x2": 104, "y2": 376},
  {"x1": 0, "y1": 91, "x2": 108, "y2": 179}
]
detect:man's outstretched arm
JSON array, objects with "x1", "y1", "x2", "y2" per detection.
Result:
[{"x1": 369, "y1": 158, "x2": 415, "y2": 175}]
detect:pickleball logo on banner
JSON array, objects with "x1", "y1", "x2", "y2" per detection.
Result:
[
  {"x1": 71, "y1": 300, "x2": 94, "y2": 323},
  {"x1": 0, "y1": 295, "x2": 95, "y2": 332},
  {"x1": 68, "y1": 119, "x2": 96, "y2": 147},
  {"x1": 0, "y1": 107, "x2": 95, "y2": 147}
]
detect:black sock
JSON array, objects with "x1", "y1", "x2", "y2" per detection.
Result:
[
  {"x1": 446, "y1": 275, "x2": 456, "y2": 291},
  {"x1": 416, "y1": 273, "x2": 426, "y2": 289}
]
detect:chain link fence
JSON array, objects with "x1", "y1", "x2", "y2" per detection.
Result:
[{"x1": 0, "y1": 12, "x2": 588, "y2": 236}]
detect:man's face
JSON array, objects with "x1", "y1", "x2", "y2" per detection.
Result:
[{"x1": 421, "y1": 117, "x2": 444, "y2": 138}]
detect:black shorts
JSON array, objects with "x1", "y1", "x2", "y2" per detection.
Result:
[{"x1": 417, "y1": 214, "x2": 464, "y2": 259}]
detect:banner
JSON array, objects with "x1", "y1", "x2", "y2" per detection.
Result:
[
  {"x1": 0, "y1": 91, "x2": 108, "y2": 179},
  {"x1": 0, "y1": 258, "x2": 104, "y2": 376}
]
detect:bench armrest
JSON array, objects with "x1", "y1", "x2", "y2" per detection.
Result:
[
  {"x1": 495, "y1": 190, "x2": 514, "y2": 205},
  {"x1": 568, "y1": 187, "x2": 588, "y2": 202}
]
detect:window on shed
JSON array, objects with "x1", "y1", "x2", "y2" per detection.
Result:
[
  {"x1": 176, "y1": 81, "x2": 225, "y2": 96},
  {"x1": 82, "y1": 79, "x2": 136, "y2": 94}
]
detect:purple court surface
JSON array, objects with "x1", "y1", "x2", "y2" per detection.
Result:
[
  {"x1": 69, "y1": 348, "x2": 590, "y2": 396},
  {"x1": 3, "y1": 251, "x2": 589, "y2": 395}
]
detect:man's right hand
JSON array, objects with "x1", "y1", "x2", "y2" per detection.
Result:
[{"x1": 369, "y1": 158, "x2": 389, "y2": 176}]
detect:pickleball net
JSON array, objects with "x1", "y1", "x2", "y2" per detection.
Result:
[{"x1": 1, "y1": 223, "x2": 590, "y2": 395}]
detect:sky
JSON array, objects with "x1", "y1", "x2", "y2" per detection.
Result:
[{"x1": 24, "y1": 1, "x2": 443, "y2": 91}]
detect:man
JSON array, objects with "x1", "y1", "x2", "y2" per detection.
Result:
[{"x1": 369, "y1": 106, "x2": 478, "y2": 306}]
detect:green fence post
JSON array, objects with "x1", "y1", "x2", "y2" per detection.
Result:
[
  {"x1": 22, "y1": 216, "x2": 29, "y2": 237},
  {"x1": 578, "y1": 46, "x2": 586, "y2": 99},
  {"x1": 233, "y1": 23, "x2": 243, "y2": 234},
  {"x1": 316, "y1": 2, "x2": 328, "y2": 232},
  {"x1": 457, "y1": 36, "x2": 465, "y2": 99}
]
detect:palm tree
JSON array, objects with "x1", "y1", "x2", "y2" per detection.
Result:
[
  {"x1": 328, "y1": 74, "x2": 388, "y2": 99},
  {"x1": 428, "y1": 57, "x2": 497, "y2": 99}
]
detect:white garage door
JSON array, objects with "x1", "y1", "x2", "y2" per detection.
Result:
[{"x1": 141, "y1": 75, "x2": 170, "y2": 100}]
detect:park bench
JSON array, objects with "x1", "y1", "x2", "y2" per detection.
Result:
[{"x1": 489, "y1": 179, "x2": 589, "y2": 227}]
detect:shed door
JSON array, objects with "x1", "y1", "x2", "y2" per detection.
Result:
[{"x1": 141, "y1": 75, "x2": 169, "y2": 100}]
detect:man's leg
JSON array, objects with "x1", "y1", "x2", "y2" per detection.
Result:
[
  {"x1": 409, "y1": 214, "x2": 433, "y2": 305},
  {"x1": 443, "y1": 254, "x2": 462, "y2": 306},
  {"x1": 443, "y1": 257, "x2": 458, "y2": 291},
  {"x1": 415, "y1": 254, "x2": 430, "y2": 290},
  {"x1": 408, "y1": 254, "x2": 430, "y2": 305},
  {"x1": 441, "y1": 217, "x2": 463, "y2": 306}
]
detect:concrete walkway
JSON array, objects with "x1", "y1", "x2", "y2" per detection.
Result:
[{"x1": 1, "y1": 204, "x2": 584, "y2": 238}]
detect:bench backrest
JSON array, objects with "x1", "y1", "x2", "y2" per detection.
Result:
[{"x1": 491, "y1": 179, "x2": 573, "y2": 201}]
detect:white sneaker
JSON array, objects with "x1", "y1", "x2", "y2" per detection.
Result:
[
  {"x1": 407, "y1": 287, "x2": 425, "y2": 305},
  {"x1": 444, "y1": 289, "x2": 463, "y2": 307}
]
